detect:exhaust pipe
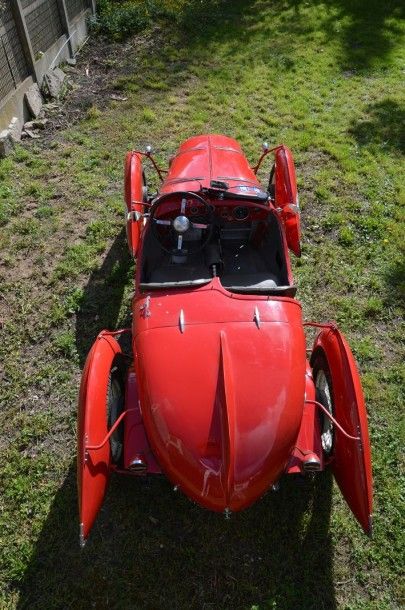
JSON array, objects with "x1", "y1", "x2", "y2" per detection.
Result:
[
  {"x1": 128, "y1": 454, "x2": 148, "y2": 473},
  {"x1": 302, "y1": 453, "x2": 321, "y2": 472}
]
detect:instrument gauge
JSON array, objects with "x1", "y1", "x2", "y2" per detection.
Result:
[{"x1": 233, "y1": 206, "x2": 249, "y2": 221}]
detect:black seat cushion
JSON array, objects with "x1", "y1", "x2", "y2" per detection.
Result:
[
  {"x1": 221, "y1": 272, "x2": 279, "y2": 289},
  {"x1": 220, "y1": 272, "x2": 296, "y2": 296},
  {"x1": 149, "y1": 264, "x2": 211, "y2": 283}
]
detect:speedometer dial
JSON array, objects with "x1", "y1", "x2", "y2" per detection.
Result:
[{"x1": 233, "y1": 206, "x2": 249, "y2": 221}]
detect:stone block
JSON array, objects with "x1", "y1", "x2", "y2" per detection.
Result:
[
  {"x1": 24, "y1": 118, "x2": 48, "y2": 131},
  {"x1": 9, "y1": 117, "x2": 22, "y2": 143},
  {"x1": 0, "y1": 130, "x2": 14, "y2": 158},
  {"x1": 25, "y1": 83, "x2": 43, "y2": 118},
  {"x1": 42, "y1": 68, "x2": 66, "y2": 99}
]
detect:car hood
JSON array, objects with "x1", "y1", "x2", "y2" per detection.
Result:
[{"x1": 135, "y1": 320, "x2": 306, "y2": 511}]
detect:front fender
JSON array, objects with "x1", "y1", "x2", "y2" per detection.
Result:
[
  {"x1": 124, "y1": 151, "x2": 145, "y2": 257},
  {"x1": 311, "y1": 325, "x2": 373, "y2": 534}
]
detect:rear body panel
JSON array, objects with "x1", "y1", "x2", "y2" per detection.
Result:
[{"x1": 133, "y1": 284, "x2": 306, "y2": 511}]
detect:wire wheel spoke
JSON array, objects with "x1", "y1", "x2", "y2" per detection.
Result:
[{"x1": 316, "y1": 370, "x2": 334, "y2": 454}]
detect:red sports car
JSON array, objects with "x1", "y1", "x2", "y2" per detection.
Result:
[{"x1": 77, "y1": 135, "x2": 373, "y2": 546}]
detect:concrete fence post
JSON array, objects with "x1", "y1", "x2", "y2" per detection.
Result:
[
  {"x1": 56, "y1": 0, "x2": 75, "y2": 58},
  {"x1": 9, "y1": 0, "x2": 39, "y2": 83}
]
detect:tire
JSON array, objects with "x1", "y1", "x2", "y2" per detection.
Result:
[
  {"x1": 107, "y1": 355, "x2": 126, "y2": 464},
  {"x1": 142, "y1": 170, "x2": 148, "y2": 203},
  {"x1": 311, "y1": 348, "x2": 335, "y2": 456}
]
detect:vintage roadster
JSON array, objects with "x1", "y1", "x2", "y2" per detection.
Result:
[{"x1": 77, "y1": 134, "x2": 373, "y2": 546}]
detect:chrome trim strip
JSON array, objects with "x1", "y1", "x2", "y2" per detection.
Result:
[{"x1": 164, "y1": 177, "x2": 205, "y2": 184}]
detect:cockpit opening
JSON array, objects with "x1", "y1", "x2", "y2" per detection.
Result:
[{"x1": 139, "y1": 193, "x2": 296, "y2": 297}]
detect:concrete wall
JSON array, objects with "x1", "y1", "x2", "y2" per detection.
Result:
[{"x1": 0, "y1": 1, "x2": 94, "y2": 131}]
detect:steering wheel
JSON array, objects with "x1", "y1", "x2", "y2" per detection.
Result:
[{"x1": 150, "y1": 191, "x2": 214, "y2": 254}]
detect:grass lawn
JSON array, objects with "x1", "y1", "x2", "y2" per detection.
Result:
[{"x1": 0, "y1": 0, "x2": 404, "y2": 608}]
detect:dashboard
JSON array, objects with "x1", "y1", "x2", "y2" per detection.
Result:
[{"x1": 155, "y1": 201, "x2": 270, "y2": 223}]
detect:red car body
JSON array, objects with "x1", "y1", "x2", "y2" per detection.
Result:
[{"x1": 77, "y1": 135, "x2": 373, "y2": 546}]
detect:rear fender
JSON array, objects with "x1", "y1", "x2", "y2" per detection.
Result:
[
  {"x1": 274, "y1": 146, "x2": 301, "y2": 257},
  {"x1": 77, "y1": 332, "x2": 122, "y2": 546},
  {"x1": 311, "y1": 325, "x2": 373, "y2": 534},
  {"x1": 124, "y1": 151, "x2": 145, "y2": 257}
]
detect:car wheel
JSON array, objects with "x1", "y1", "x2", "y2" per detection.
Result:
[
  {"x1": 107, "y1": 356, "x2": 126, "y2": 464},
  {"x1": 311, "y1": 349, "x2": 334, "y2": 456}
]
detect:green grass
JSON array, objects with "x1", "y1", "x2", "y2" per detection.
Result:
[{"x1": 0, "y1": 0, "x2": 404, "y2": 608}]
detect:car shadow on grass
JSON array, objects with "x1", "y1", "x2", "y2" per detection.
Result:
[
  {"x1": 16, "y1": 467, "x2": 335, "y2": 609},
  {"x1": 75, "y1": 227, "x2": 133, "y2": 367}
]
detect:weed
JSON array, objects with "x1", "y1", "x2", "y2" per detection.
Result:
[
  {"x1": 25, "y1": 182, "x2": 41, "y2": 197},
  {"x1": 64, "y1": 287, "x2": 85, "y2": 314},
  {"x1": 35, "y1": 205, "x2": 55, "y2": 219},
  {"x1": 113, "y1": 75, "x2": 139, "y2": 93},
  {"x1": 52, "y1": 330, "x2": 77, "y2": 359},
  {"x1": 13, "y1": 147, "x2": 31, "y2": 163},
  {"x1": 364, "y1": 297, "x2": 383, "y2": 318},
  {"x1": 86, "y1": 105, "x2": 102, "y2": 120},
  {"x1": 338, "y1": 225, "x2": 355, "y2": 246},
  {"x1": 12, "y1": 218, "x2": 41, "y2": 237},
  {"x1": 53, "y1": 243, "x2": 101, "y2": 279},
  {"x1": 141, "y1": 107, "x2": 157, "y2": 123},
  {"x1": 90, "y1": 0, "x2": 149, "y2": 41}
]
